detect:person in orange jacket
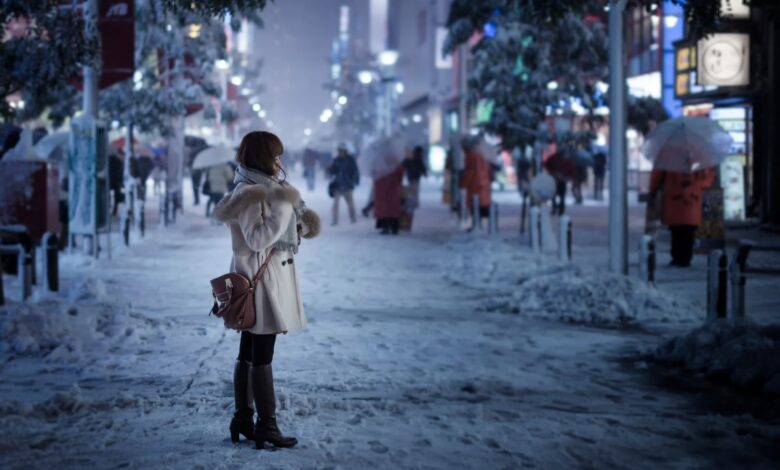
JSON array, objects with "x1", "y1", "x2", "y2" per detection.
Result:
[
  {"x1": 460, "y1": 144, "x2": 492, "y2": 229},
  {"x1": 648, "y1": 168, "x2": 715, "y2": 267}
]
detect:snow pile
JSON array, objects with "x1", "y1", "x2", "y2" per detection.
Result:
[
  {"x1": 445, "y1": 236, "x2": 699, "y2": 326},
  {"x1": 0, "y1": 279, "x2": 147, "y2": 363},
  {"x1": 653, "y1": 320, "x2": 780, "y2": 396},
  {"x1": 503, "y1": 264, "x2": 699, "y2": 326}
]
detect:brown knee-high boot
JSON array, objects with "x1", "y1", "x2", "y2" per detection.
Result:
[
  {"x1": 230, "y1": 360, "x2": 254, "y2": 442},
  {"x1": 251, "y1": 364, "x2": 297, "y2": 449}
]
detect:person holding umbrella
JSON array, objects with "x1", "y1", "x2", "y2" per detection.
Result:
[
  {"x1": 543, "y1": 147, "x2": 576, "y2": 216},
  {"x1": 460, "y1": 137, "x2": 494, "y2": 230},
  {"x1": 643, "y1": 117, "x2": 733, "y2": 267},
  {"x1": 364, "y1": 136, "x2": 405, "y2": 235}
]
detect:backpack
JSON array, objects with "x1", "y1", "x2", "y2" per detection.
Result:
[{"x1": 209, "y1": 249, "x2": 275, "y2": 330}]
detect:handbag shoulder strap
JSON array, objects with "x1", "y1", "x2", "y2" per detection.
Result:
[{"x1": 251, "y1": 248, "x2": 275, "y2": 286}]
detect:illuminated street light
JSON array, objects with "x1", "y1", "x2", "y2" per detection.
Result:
[
  {"x1": 252, "y1": 103, "x2": 261, "y2": 112},
  {"x1": 337, "y1": 95, "x2": 348, "y2": 105},
  {"x1": 322, "y1": 108, "x2": 333, "y2": 119},
  {"x1": 259, "y1": 110, "x2": 267, "y2": 118},
  {"x1": 304, "y1": 128, "x2": 312, "y2": 136},
  {"x1": 358, "y1": 71, "x2": 374, "y2": 85},
  {"x1": 230, "y1": 76, "x2": 243, "y2": 86},
  {"x1": 215, "y1": 59, "x2": 230, "y2": 70},
  {"x1": 378, "y1": 50, "x2": 399, "y2": 66},
  {"x1": 547, "y1": 81, "x2": 559, "y2": 90},
  {"x1": 240, "y1": 88, "x2": 251, "y2": 96},
  {"x1": 412, "y1": 114, "x2": 422, "y2": 123},
  {"x1": 395, "y1": 82, "x2": 405, "y2": 94}
]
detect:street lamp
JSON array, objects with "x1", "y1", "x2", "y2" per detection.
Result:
[
  {"x1": 338, "y1": 95, "x2": 348, "y2": 105},
  {"x1": 215, "y1": 59, "x2": 230, "y2": 70},
  {"x1": 378, "y1": 50, "x2": 399, "y2": 66},
  {"x1": 358, "y1": 71, "x2": 374, "y2": 85}
]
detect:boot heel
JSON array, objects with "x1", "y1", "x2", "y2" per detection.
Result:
[
  {"x1": 230, "y1": 421, "x2": 240, "y2": 442},
  {"x1": 255, "y1": 439, "x2": 265, "y2": 450}
]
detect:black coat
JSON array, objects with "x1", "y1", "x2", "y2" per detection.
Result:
[
  {"x1": 329, "y1": 155, "x2": 360, "y2": 192},
  {"x1": 403, "y1": 155, "x2": 427, "y2": 182}
]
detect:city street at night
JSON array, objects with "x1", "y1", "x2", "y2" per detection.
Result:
[
  {"x1": 3, "y1": 0, "x2": 780, "y2": 468},
  {"x1": 2, "y1": 181, "x2": 779, "y2": 468}
]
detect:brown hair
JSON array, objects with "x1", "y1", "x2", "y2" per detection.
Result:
[{"x1": 235, "y1": 131, "x2": 284, "y2": 176}]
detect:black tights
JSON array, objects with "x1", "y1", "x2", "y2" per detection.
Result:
[{"x1": 237, "y1": 331, "x2": 277, "y2": 366}]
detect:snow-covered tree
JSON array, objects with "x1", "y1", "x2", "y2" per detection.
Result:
[
  {"x1": 0, "y1": 0, "x2": 97, "y2": 123},
  {"x1": 445, "y1": 0, "x2": 758, "y2": 51},
  {"x1": 460, "y1": 1, "x2": 607, "y2": 151},
  {"x1": 628, "y1": 96, "x2": 669, "y2": 137}
]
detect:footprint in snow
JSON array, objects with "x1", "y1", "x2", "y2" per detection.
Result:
[{"x1": 368, "y1": 440, "x2": 389, "y2": 453}]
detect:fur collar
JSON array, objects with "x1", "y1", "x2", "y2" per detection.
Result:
[{"x1": 212, "y1": 183, "x2": 301, "y2": 222}]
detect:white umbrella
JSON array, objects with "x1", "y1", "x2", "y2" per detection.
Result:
[
  {"x1": 641, "y1": 117, "x2": 734, "y2": 173},
  {"x1": 34, "y1": 131, "x2": 69, "y2": 160},
  {"x1": 362, "y1": 135, "x2": 405, "y2": 179},
  {"x1": 191, "y1": 145, "x2": 235, "y2": 170},
  {"x1": 472, "y1": 137, "x2": 502, "y2": 166}
]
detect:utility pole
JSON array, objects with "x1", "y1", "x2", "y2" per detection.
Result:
[
  {"x1": 83, "y1": 0, "x2": 99, "y2": 119},
  {"x1": 608, "y1": 0, "x2": 628, "y2": 274}
]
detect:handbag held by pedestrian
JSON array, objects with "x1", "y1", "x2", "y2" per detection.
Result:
[{"x1": 209, "y1": 249, "x2": 275, "y2": 330}]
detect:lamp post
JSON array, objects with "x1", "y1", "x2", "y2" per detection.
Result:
[
  {"x1": 378, "y1": 50, "x2": 399, "y2": 137},
  {"x1": 608, "y1": 0, "x2": 628, "y2": 274}
]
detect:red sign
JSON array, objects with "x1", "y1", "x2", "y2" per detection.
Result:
[{"x1": 69, "y1": 0, "x2": 135, "y2": 90}]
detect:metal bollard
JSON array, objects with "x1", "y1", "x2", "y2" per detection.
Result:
[
  {"x1": 488, "y1": 202, "x2": 498, "y2": 234},
  {"x1": 530, "y1": 206, "x2": 541, "y2": 253},
  {"x1": 730, "y1": 243, "x2": 752, "y2": 318},
  {"x1": 706, "y1": 250, "x2": 727, "y2": 319},
  {"x1": 472, "y1": 194, "x2": 481, "y2": 231},
  {"x1": 459, "y1": 189, "x2": 468, "y2": 223},
  {"x1": 43, "y1": 232, "x2": 59, "y2": 292},
  {"x1": 647, "y1": 237, "x2": 656, "y2": 284},
  {"x1": 559, "y1": 215, "x2": 572, "y2": 262},
  {"x1": 12, "y1": 244, "x2": 33, "y2": 301},
  {"x1": 0, "y1": 255, "x2": 4, "y2": 306},
  {"x1": 639, "y1": 235, "x2": 656, "y2": 284},
  {"x1": 519, "y1": 194, "x2": 528, "y2": 235}
]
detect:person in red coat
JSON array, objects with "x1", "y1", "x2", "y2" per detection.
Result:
[
  {"x1": 373, "y1": 161, "x2": 405, "y2": 235},
  {"x1": 460, "y1": 147, "x2": 492, "y2": 229},
  {"x1": 648, "y1": 168, "x2": 715, "y2": 267}
]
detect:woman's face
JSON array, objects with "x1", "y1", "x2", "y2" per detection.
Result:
[{"x1": 273, "y1": 155, "x2": 282, "y2": 175}]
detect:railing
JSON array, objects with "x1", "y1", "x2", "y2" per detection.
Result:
[
  {"x1": 0, "y1": 226, "x2": 59, "y2": 304},
  {"x1": 729, "y1": 240, "x2": 780, "y2": 318}
]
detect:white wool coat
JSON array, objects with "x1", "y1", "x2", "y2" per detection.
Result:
[{"x1": 212, "y1": 181, "x2": 321, "y2": 335}]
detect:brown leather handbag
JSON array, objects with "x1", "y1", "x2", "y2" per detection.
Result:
[{"x1": 209, "y1": 249, "x2": 275, "y2": 330}]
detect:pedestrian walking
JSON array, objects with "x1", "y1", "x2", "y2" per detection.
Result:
[
  {"x1": 191, "y1": 169, "x2": 203, "y2": 206},
  {"x1": 302, "y1": 148, "x2": 318, "y2": 191},
  {"x1": 403, "y1": 145, "x2": 428, "y2": 208},
  {"x1": 571, "y1": 147, "x2": 590, "y2": 205},
  {"x1": 374, "y1": 156, "x2": 405, "y2": 234},
  {"x1": 592, "y1": 149, "x2": 607, "y2": 201},
  {"x1": 544, "y1": 150, "x2": 575, "y2": 216},
  {"x1": 460, "y1": 140, "x2": 492, "y2": 230},
  {"x1": 648, "y1": 168, "x2": 715, "y2": 267},
  {"x1": 108, "y1": 150, "x2": 125, "y2": 216},
  {"x1": 212, "y1": 130, "x2": 321, "y2": 450},
  {"x1": 205, "y1": 162, "x2": 235, "y2": 218},
  {"x1": 327, "y1": 143, "x2": 359, "y2": 225}
]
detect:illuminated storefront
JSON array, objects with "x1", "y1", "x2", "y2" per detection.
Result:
[{"x1": 674, "y1": 30, "x2": 754, "y2": 222}]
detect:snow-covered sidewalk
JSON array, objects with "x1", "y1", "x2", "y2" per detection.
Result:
[{"x1": 1, "y1": 178, "x2": 779, "y2": 469}]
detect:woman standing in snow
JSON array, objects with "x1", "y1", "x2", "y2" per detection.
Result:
[{"x1": 212, "y1": 131, "x2": 321, "y2": 450}]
